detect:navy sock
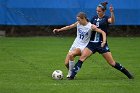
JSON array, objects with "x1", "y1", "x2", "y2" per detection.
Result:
[
  {"x1": 113, "y1": 62, "x2": 124, "y2": 71},
  {"x1": 113, "y1": 62, "x2": 134, "y2": 79},
  {"x1": 70, "y1": 60, "x2": 83, "y2": 78}
]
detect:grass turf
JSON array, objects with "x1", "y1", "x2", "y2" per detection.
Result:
[{"x1": 0, "y1": 37, "x2": 140, "y2": 93}]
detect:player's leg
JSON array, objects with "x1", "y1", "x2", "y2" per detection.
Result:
[
  {"x1": 80, "y1": 48, "x2": 93, "y2": 62},
  {"x1": 65, "y1": 54, "x2": 69, "y2": 69},
  {"x1": 65, "y1": 42, "x2": 79, "y2": 69},
  {"x1": 65, "y1": 53, "x2": 70, "y2": 69},
  {"x1": 102, "y1": 52, "x2": 116, "y2": 66},
  {"x1": 102, "y1": 52, "x2": 134, "y2": 79},
  {"x1": 68, "y1": 48, "x2": 81, "y2": 61},
  {"x1": 66, "y1": 48, "x2": 81, "y2": 78},
  {"x1": 69, "y1": 48, "x2": 93, "y2": 79}
]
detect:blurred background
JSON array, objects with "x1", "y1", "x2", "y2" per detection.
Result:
[{"x1": 0, "y1": 0, "x2": 140, "y2": 37}]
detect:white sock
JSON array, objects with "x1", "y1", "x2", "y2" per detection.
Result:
[{"x1": 67, "y1": 61, "x2": 74, "y2": 77}]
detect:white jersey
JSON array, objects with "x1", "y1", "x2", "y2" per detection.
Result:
[{"x1": 69, "y1": 22, "x2": 92, "y2": 52}]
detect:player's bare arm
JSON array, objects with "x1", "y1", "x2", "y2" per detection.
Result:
[
  {"x1": 91, "y1": 24, "x2": 106, "y2": 47},
  {"x1": 108, "y1": 5, "x2": 115, "y2": 24},
  {"x1": 53, "y1": 22, "x2": 78, "y2": 33}
]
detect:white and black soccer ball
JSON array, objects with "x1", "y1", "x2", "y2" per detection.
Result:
[{"x1": 52, "y1": 70, "x2": 63, "y2": 80}]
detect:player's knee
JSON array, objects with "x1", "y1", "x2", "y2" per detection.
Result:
[
  {"x1": 68, "y1": 52, "x2": 75, "y2": 60},
  {"x1": 79, "y1": 55, "x2": 87, "y2": 62}
]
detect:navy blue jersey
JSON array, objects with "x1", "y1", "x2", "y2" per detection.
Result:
[{"x1": 90, "y1": 15, "x2": 110, "y2": 42}]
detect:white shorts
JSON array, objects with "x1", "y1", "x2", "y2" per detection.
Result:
[{"x1": 69, "y1": 42, "x2": 87, "y2": 52}]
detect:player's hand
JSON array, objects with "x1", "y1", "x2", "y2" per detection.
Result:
[
  {"x1": 101, "y1": 42, "x2": 106, "y2": 47},
  {"x1": 53, "y1": 29, "x2": 60, "y2": 34},
  {"x1": 109, "y1": 5, "x2": 114, "y2": 12}
]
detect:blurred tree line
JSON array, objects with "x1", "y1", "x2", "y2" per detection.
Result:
[{"x1": 0, "y1": 25, "x2": 140, "y2": 37}]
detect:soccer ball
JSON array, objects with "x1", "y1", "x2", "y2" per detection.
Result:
[{"x1": 52, "y1": 70, "x2": 63, "y2": 80}]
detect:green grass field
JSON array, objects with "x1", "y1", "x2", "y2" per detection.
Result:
[{"x1": 0, "y1": 36, "x2": 140, "y2": 93}]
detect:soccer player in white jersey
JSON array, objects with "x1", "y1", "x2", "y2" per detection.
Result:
[{"x1": 53, "y1": 12, "x2": 106, "y2": 78}]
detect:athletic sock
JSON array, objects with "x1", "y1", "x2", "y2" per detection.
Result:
[
  {"x1": 70, "y1": 60, "x2": 83, "y2": 78},
  {"x1": 67, "y1": 61, "x2": 74, "y2": 77},
  {"x1": 113, "y1": 62, "x2": 134, "y2": 79}
]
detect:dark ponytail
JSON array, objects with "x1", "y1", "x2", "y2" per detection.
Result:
[{"x1": 98, "y1": 1, "x2": 108, "y2": 11}]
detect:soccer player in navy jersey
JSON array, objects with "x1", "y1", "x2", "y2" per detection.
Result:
[{"x1": 69, "y1": 2, "x2": 134, "y2": 80}]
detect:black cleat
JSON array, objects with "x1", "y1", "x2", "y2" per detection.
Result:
[
  {"x1": 128, "y1": 74, "x2": 134, "y2": 79},
  {"x1": 121, "y1": 68, "x2": 134, "y2": 79},
  {"x1": 67, "y1": 76, "x2": 74, "y2": 80}
]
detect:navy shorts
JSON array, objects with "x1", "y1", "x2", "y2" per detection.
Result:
[{"x1": 86, "y1": 42, "x2": 110, "y2": 54}]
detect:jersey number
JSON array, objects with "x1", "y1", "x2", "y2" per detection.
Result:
[
  {"x1": 94, "y1": 32, "x2": 100, "y2": 42},
  {"x1": 94, "y1": 22, "x2": 100, "y2": 42},
  {"x1": 79, "y1": 34, "x2": 84, "y2": 40},
  {"x1": 96, "y1": 22, "x2": 99, "y2": 27}
]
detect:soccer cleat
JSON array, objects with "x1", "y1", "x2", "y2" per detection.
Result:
[
  {"x1": 113, "y1": 62, "x2": 134, "y2": 79},
  {"x1": 66, "y1": 75, "x2": 70, "y2": 78},
  {"x1": 67, "y1": 76, "x2": 74, "y2": 80},
  {"x1": 122, "y1": 68, "x2": 134, "y2": 79},
  {"x1": 66, "y1": 71, "x2": 72, "y2": 78},
  {"x1": 127, "y1": 73, "x2": 134, "y2": 79},
  {"x1": 129, "y1": 76, "x2": 134, "y2": 79}
]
